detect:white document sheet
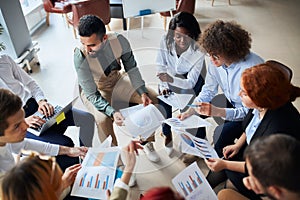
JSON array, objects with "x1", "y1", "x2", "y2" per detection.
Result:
[
  {"x1": 163, "y1": 115, "x2": 211, "y2": 130},
  {"x1": 178, "y1": 131, "x2": 219, "y2": 159},
  {"x1": 71, "y1": 147, "x2": 120, "y2": 199},
  {"x1": 157, "y1": 93, "x2": 193, "y2": 110},
  {"x1": 172, "y1": 162, "x2": 217, "y2": 200},
  {"x1": 120, "y1": 104, "x2": 165, "y2": 140}
]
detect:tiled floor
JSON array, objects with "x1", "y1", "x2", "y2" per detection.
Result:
[{"x1": 29, "y1": 0, "x2": 300, "y2": 199}]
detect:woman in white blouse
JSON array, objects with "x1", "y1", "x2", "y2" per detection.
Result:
[{"x1": 156, "y1": 12, "x2": 206, "y2": 156}]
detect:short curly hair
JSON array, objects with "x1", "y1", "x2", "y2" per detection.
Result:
[
  {"x1": 241, "y1": 63, "x2": 300, "y2": 109},
  {"x1": 78, "y1": 15, "x2": 106, "y2": 40},
  {"x1": 199, "y1": 20, "x2": 252, "y2": 64}
]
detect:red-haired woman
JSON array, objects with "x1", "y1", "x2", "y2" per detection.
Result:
[{"x1": 204, "y1": 61, "x2": 300, "y2": 199}]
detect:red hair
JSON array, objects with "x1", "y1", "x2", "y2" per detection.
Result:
[
  {"x1": 242, "y1": 63, "x2": 300, "y2": 109},
  {"x1": 140, "y1": 187, "x2": 184, "y2": 200}
]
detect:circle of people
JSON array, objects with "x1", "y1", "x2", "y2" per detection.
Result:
[{"x1": 0, "y1": 12, "x2": 299, "y2": 200}]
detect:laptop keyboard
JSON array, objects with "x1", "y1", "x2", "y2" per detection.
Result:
[{"x1": 31, "y1": 105, "x2": 63, "y2": 131}]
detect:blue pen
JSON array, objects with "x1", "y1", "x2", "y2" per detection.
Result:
[{"x1": 187, "y1": 104, "x2": 201, "y2": 108}]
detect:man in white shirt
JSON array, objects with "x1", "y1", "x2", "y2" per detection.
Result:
[
  {"x1": 0, "y1": 54, "x2": 95, "y2": 148},
  {"x1": 0, "y1": 88, "x2": 88, "y2": 173}
]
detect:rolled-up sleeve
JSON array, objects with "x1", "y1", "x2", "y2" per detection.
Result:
[
  {"x1": 118, "y1": 35, "x2": 148, "y2": 95},
  {"x1": 74, "y1": 48, "x2": 115, "y2": 117}
]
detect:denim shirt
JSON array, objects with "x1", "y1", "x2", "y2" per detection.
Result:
[{"x1": 194, "y1": 52, "x2": 264, "y2": 121}]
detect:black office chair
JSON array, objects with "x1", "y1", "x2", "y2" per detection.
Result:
[{"x1": 266, "y1": 60, "x2": 293, "y2": 82}]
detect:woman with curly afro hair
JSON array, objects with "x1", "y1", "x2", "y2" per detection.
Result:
[{"x1": 179, "y1": 20, "x2": 264, "y2": 161}]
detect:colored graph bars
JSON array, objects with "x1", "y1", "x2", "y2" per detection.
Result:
[
  {"x1": 178, "y1": 170, "x2": 203, "y2": 196},
  {"x1": 79, "y1": 172, "x2": 110, "y2": 190}
]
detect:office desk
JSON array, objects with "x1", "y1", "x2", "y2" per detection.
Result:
[{"x1": 110, "y1": 0, "x2": 127, "y2": 30}]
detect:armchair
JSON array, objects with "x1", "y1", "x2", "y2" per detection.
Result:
[
  {"x1": 67, "y1": 0, "x2": 111, "y2": 39},
  {"x1": 160, "y1": 0, "x2": 195, "y2": 30},
  {"x1": 42, "y1": 0, "x2": 72, "y2": 26}
]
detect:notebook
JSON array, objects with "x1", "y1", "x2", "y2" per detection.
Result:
[{"x1": 27, "y1": 97, "x2": 78, "y2": 136}]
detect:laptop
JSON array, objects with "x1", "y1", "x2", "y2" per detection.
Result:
[{"x1": 27, "y1": 97, "x2": 79, "y2": 136}]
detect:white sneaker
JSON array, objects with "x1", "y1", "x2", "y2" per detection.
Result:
[
  {"x1": 165, "y1": 145, "x2": 173, "y2": 156},
  {"x1": 143, "y1": 142, "x2": 160, "y2": 162},
  {"x1": 129, "y1": 173, "x2": 137, "y2": 187}
]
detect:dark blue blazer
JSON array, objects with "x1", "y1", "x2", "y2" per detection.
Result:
[{"x1": 242, "y1": 102, "x2": 300, "y2": 143}]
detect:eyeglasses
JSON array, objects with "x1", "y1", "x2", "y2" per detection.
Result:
[
  {"x1": 206, "y1": 53, "x2": 220, "y2": 60},
  {"x1": 17, "y1": 149, "x2": 56, "y2": 183}
]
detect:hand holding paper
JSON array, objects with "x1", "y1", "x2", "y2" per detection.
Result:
[
  {"x1": 178, "y1": 131, "x2": 219, "y2": 159},
  {"x1": 164, "y1": 115, "x2": 211, "y2": 129},
  {"x1": 157, "y1": 92, "x2": 193, "y2": 110},
  {"x1": 120, "y1": 104, "x2": 165, "y2": 140}
]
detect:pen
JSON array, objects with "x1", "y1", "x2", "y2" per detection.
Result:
[{"x1": 187, "y1": 104, "x2": 201, "y2": 108}]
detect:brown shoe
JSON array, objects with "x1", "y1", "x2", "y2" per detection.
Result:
[{"x1": 182, "y1": 154, "x2": 199, "y2": 164}]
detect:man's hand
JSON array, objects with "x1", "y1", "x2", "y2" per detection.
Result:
[
  {"x1": 243, "y1": 176, "x2": 265, "y2": 195},
  {"x1": 141, "y1": 93, "x2": 152, "y2": 106},
  {"x1": 25, "y1": 115, "x2": 46, "y2": 128},
  {"x1": 59, "y1": 146, "x2": 88, "y2": 158},
  {"x1": 157, "y1": 73, "x2": 173, "y2": 83},
  {"x1": 38, "y1": 100, "x2": 54, "y2": 117},
  {"x1": 113, "y1": 112, "x2": 125, "y2": 126}
]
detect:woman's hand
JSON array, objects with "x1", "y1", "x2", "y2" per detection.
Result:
[
  {"x1": 61, "y1": 164, "x2": 82, "y2": 189},
  {"x1": 204, "y1": 158, "x2": 226, "y2": 172},
  {"x1": 157, "y1": 73, "x2": 173, "y2": 83},
  {"x1": 223, "y1": 144, "x2": 241, "y2": 159},
  {"x1": 177, "y1": 108, "x2": 195, "y2": 120}
]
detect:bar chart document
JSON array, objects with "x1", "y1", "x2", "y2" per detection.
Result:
[
  {"x1": 179, "y1": 131, "x2": 219, "y2": 159},
  {"x1": 172, "y1": 162, "x2": 217, "y2": 200},
  {"x1": 71, "y1": 147, "x2": 120, "y2": 199},
  {"x1": 164, "y1": 115, "x2": 212, "y2": 130}
]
